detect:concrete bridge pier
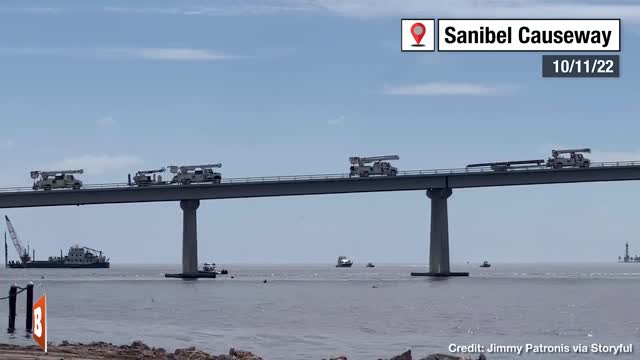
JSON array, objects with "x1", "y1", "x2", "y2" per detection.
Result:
[
  {"x1": 411, "y1": 188, "x2": 469, "y2": 277},
  {"x1": 181, "y1": 199, "x2": 199, "y2": 275},
  {"x1": 165, "y1": 199, "x2": 216, "y2": 279}
]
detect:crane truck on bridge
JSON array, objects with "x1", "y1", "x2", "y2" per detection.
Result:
[
  {"x1": 349, "y1": 155, "x2": 399, "y2": 177},
  {"x1": 169, "y1": 164, "x2": 222, "y2": 185},
  {"x1": 547, "y1": 148, "x2": 591, "y2": 169},
  {"x1": 128, "y1": 168, "x2": 167, "y2": 186},
  {"x1": 467, "y1": 148, "x2": 592, "y2": 171},
  {"x1": 31, "y1": 169, "x2": 84, "y2": 191}
]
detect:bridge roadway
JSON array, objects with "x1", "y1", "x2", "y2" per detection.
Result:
[
  {"x1": 1, "y1": 161, "x2": 639, "y2": 208},
  {"x1": 2, "y1": 161, "x2": 640, "y2": 278}
]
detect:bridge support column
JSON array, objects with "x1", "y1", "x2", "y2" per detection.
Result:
[
  {"x1": 181, "y1": 199, "x2": 199, "y2": 275},
  {"x1": 411, "y1": 188, "x2": 468, "y2": 277},
  {"x1": 165, "y1": 199, "x2": 216, "y2": 279}
]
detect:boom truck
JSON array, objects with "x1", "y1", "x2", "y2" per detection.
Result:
[
  {"x1": 349, "y1": 155, "x2": 399, "y2": 177},
  {"x1": 169, "y1": 164, "x2": 222, "y2": 185},
  {"x1": 128, "y1": 168, "x2": 167, "y2": 186},
  {"x1": 467, "y1": 148, "x2": 592, "y2": 171},
  {"x1": 31, "y1": 169, "x2": 83, "y2": 191},
  {"x1": 547, "y1": 148, "x2": 591, "y2": 169}
]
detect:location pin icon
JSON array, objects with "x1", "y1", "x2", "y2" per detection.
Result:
[{"x1": 411, "y1": 22, "x2": 426, "y2": 46}]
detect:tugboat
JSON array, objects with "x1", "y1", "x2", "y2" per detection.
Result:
[
  {"x1": 366, "y1": 262, "x2": 375, "y2": 268},
  {"x1": 336, "y1": 256, "x2": 353, "y2": 268},
  {"x1": 480, "y1": 260, "x2": 491, "y2": 268}
]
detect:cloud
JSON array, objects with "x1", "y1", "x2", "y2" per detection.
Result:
[
  {"x1": 328, "y1": 115, "x2": 346, "y2": 125},
  {"x1": 313, "y1": 0, "x2": 640, "y2": 21},
  {"x1": 0, "y1": 47, "x2": 240, "y2": 61},
  {"x1": 49, "y1": 155, "x2": 143, "y2": 175},
  {"x1": 96, "y1": 117, "x2": 116, "y2": 128},
  {"x1": 0, "y1": 7, "x2": 60, "y2": 14},
  {"x1": 383, "y1": 82, "x2": 519, "y2": 96},
  {"x1": 103, "y1": 4, "x2": 317, "y2": 16}
]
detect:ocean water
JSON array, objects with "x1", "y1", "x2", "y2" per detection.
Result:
[{"x1": 0, "y1": 263, "x2": 639, "y2": 359}]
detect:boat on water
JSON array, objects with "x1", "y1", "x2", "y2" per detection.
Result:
[
  {"x1": 202, "y1": 262, "x2": 228, "y2": 275},
  {"x1": 336, "y1": 256, "x2": 353, "y2": 267},
  {"x1": 480, "y1": 260, "x2": 491, "y2": 268},
  {"x1": 366, "y1": 262, "x2": 375, "y2": 268},
  {"x1": 4, "y1": 216, "x2": 109, "y2": 269}
]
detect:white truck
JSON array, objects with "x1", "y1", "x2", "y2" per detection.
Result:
[
  {"x1": 547, "y1": 148, "x2": 591, "y2": 169},
  {"x1": 169, "y1": 164, "x2": 222, "y2": 185},
  {"x1": 349, "y1": 155, "x2": 399, "y2": 177},
  {"x1": 129, "y1": 168, "x2": 167, "y2": 186},
  {"x1": 31, "y1": 169, "x2": 84, "y2": 191}
]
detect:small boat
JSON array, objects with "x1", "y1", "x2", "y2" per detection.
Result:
[
  {"x1": 366, "y1": 262, "x2": 375, "y2": 268},
  {"x1": 336, "y1": 256, "x2": 353, "y2": 267},
  {"x1": 202, "y1": 262, "x2": 216, "y2": 272},
  {"x1": 202, "y1": 262, "x2": 229, "y2": 275},
  {"x1": 480, "y1": 261, "x2": 491, "y2": 268}
]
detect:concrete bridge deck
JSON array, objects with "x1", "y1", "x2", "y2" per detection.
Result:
[{"x1": 0, "y1": 161, "x2": 639, "y2": 208}]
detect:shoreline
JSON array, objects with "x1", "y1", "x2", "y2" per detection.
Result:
[{"x1": 0, "y1": 341, "x2": 483, "y2": 360}]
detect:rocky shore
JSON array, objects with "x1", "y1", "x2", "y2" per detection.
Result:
[{"x1": 0, "y1": 341, "x2": 486, "y2": 360}]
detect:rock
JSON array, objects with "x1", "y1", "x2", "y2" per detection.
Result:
[
  {"x1": 131, "y1": 340, "x2": 151, "y2": 350},
  {"x1": 229, "y1": 347, "x2": 263, "y2": 360},
  {"x1": 390, "y1": 350, "x2": 412, "y2": 360}
]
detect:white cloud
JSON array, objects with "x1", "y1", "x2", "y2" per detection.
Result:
[
  {"x1": 96, "y1": 117, "x2": 116, "y2": 128},
  {"x1": 0, "y1": 47, "x2": 239, "y2": 61},
  {"x1": 103, "y1": 4, "x2": 316, "y2": 16},
  {"x1": 313, "y1": 0, "x2": 640, "y2": 21},
  {"x1": 0, "y1": 7, "x2": 60, "y2": 14},
  {"x1": 328, "y1": 115, "x2": 346, "y2": 125},
  {"x1": 49, "y1": 155, "x2": 143, "y2": 175},
  {"x1": 383, "y1": 82, "x2": 519, "y2": 96}
]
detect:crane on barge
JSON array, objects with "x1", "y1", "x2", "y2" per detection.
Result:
[{"x1": 4, "y1": 216, "x2": 30, "y2": 264}]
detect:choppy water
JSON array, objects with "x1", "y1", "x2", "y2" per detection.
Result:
[{"x1": 0, "y1": 263, "x2": 639, "y2": 359}]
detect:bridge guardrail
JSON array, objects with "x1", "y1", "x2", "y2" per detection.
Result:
[{"x1": 1, "y1": 161, "x2": 640, "y2": 193}]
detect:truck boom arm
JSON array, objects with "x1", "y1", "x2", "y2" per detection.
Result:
[
  {"x1": 349, "y1": 155, "x2": 399, "y2": 165},
  {"x1": 551, "y1": 148, "x2": 591, "y2": 157},
  {"x1": 31, "y1": 169, "x2": 84, "y2": 178},
  {"x1": 169, "y1": 164, "x2": 222, "y2": 173}
]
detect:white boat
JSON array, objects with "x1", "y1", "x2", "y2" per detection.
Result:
[{"x1": 336, "y1": 256, "x2": 353, "y2": 267}]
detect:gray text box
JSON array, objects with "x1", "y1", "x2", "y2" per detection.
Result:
[{"x1": 542, "y1": 55, "x2": 619, "y2": 78}]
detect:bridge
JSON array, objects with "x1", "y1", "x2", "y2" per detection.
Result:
[{"x1": 1, "y1": 161, "x2": 640, "y2": 277}]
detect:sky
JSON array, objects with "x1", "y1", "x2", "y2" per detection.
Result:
[{"x1": 1, "y1": 0, "x2": 640, "y2": 264}]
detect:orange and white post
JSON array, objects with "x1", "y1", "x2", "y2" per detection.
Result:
[{"x1": 33, "y1": 294, "x2": 47, "y2": 352}]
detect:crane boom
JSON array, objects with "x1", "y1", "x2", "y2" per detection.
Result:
[
  {"x1": 349, "y1": 155, "x2": 399, "y2": 165},
  {"x1": 168, "y1": 164, "x2": 222, "y2": 173},
  {"x1": 4, "y1": 216, "x2": 29, "y2": 262},
  {"x1": 32, "y1": 169, "x2": 84, "y2": 178},
  {"x1": 551, "y1": 148, "x2": 591, "y2": 157}
]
